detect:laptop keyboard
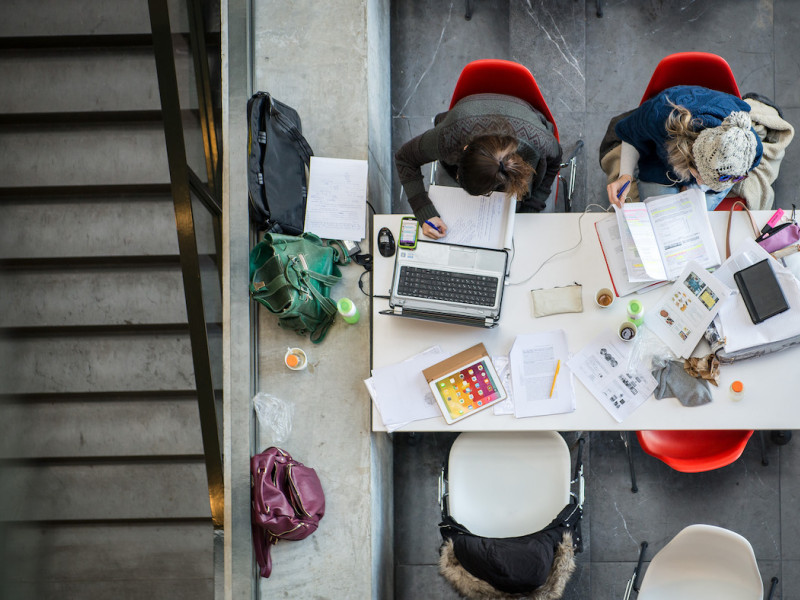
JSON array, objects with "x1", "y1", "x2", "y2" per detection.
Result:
[{"x1": 397, "y1": 266, "x2": 498, "y2": 307}]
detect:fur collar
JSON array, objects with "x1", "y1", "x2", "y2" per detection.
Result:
[{"x1": 438, "y1": 531, "x2": 575, "y2": 600}]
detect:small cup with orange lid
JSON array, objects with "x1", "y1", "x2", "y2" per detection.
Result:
[{"x1": 284, "y1": 347, "x2": 308, "y2": 371}]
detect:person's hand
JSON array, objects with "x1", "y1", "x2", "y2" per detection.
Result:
[
  {"x1": 421, "y1": 217, "x2": 447, "y2": 239},
  {"x1": 607, "y1": 174, "x2": 633, "y2": 209}
]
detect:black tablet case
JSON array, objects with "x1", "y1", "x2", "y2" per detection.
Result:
[{"x1": 733, "y1": 259, "x2": 789, "y2": 324}]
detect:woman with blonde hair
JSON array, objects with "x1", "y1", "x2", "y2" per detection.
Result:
[
  {"x1": 607, "y1": 85, "x2": 762, "y2": 210},
  {"x1": 395, "y1": 93, "x2": 562, "y2": 239}
]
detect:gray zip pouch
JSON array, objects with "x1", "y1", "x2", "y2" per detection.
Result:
[{"x1": 531, "y1": 284, "x2": 583, "y2": 318}]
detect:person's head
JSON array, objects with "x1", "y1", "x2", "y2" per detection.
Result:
[
  {"x1": 457, "y1": 135, "x2": 535, "y2": 200},
  {"x1": 665, "y1": 104, "x2": 757, "y2": 191}
]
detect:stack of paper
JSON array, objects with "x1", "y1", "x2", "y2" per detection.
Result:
[
  {"x1": 508, "y1": 330, "x2": 576, "y2": 418},
  {"x1": 365, "y1": 346, "x2": 449, "y2": 431}
]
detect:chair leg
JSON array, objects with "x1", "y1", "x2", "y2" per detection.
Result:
[
  {"x1": 766, "y1": 576, "x2": 779, "y2": 600},
  {"x1": 759, "y1": 430, "x2": 769, "y2": 466},
  {"x1": 621, "y1": 431, "x2": 638, "y2": 493},
  {"x1": 596, "y1": 0, "x2": 603, "y2": 17},
  {"x1": 559, "y1": 140, "x2": 584, "y2": 213},
  {"x1": 465, "y1": 0, "x2": 473, "y2": 20},
  {"x1": 771, "y1": 430, "x2": 792, "y2": 445}
]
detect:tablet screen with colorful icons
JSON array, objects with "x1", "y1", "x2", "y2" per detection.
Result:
[{"x1": 429, "y1": 358, "x2": 507, "y2": 424}]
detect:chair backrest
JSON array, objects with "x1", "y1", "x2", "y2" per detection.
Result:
[
  {"x1": 449, "y1": 59, "x2": 559, "y2": 140},
  {"x1": 447, "y1": 431, "x2": 570, "y2": 538},
  {"x1": 636, "y1": 430, "x2": 753, "y2": 473},
  {"x1": 639, "y1": 52, "x2": 746, "y2": 212},
  {"x1": 639, "y1": 524, "x2": 763, "y2": 600},
  {"x1": 640, "y1": 52, "x2": 741, "y2": 103}
]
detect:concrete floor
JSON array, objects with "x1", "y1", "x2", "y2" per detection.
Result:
[{"x1": 390, "y1": 1, "x2": 800, "y2": 598}]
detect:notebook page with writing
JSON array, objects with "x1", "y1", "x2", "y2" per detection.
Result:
[{"x1": 427, "y1": 185, "x2": 516, "y2": 250}]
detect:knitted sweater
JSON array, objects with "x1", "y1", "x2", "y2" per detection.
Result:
[
  {"x1": 394, "y1": 93, "x2": 562, "y2": 222},
  {"x1": 615, "y1": 85, "x2": 763, "y2": 186}
]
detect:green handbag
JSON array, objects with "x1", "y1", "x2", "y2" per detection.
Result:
[{"x1": 249, "y1": 232, "x2": 349, "y2": 343}]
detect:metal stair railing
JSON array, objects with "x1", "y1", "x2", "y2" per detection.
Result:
[{"x1": 148, "y1": 0, "x2": 224, "y2": 529}]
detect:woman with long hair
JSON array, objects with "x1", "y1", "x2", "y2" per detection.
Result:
[
  {"x1": 608, "y1": 85, "x2": 762, "y2": 210},
  {"x1": 395, "y1": 93, "x2": 562, "y2": 239}
]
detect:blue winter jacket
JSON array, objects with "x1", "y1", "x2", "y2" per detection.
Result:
[{"x1": 615, "y1": 85, "x2": 763, "y2": 185}]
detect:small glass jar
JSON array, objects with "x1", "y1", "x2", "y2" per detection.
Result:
[{"x1": 729, "y1": 380, "x2": 744, "y2": 402}]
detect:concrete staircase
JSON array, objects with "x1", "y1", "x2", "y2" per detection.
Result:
[{"x1": 0, "y1": 2, "x2": 218, "y2": 598}]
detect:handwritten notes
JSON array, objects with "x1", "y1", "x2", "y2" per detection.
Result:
[{"x1": 303, "y1": 156, "x2": 368, "y2": 241}]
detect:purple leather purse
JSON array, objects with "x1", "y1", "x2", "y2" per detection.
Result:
[
  {"x1": 251, "y1": 447, "x2": 325, "y2": 577},
  {"x1": 725, "y1": 201, "x2": 800, "y2": 258}
]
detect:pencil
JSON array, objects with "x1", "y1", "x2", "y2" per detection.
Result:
[{"x1": 549, "y1": 359, "x2": 561, "y2": 398}]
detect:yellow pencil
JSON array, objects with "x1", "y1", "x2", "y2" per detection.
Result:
[{"x1": 549, "y1": 360, "x2": 561, "y2": 398}]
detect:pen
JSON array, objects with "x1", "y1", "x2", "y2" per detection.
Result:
[
  {"x1": 424, "y1": 219, "x2": 442, "y2": 232},
  {"x1": 616, "y1": 180, "x2": 631, "y2": 200},
  {"x1": 549, "y1": 359, "x2": 561, "y2": 399}
]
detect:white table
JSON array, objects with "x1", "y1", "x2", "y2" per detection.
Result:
[{"x1": 371, "y1": 212, "x2": 800, "y2": 431}]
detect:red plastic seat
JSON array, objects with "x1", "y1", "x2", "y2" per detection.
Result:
[
  {"x1": 640, "y1": 51, "x2": 741, "y2": 104},
  {"x1": 449, "y1": 59, "x2": 559, "y2": 141},
  {"x1": 639, "y1": 52, "x2": 745, "y2": 211},
  {"x1": 636, "y1": 430, "x2": 754, "y2": 473}
]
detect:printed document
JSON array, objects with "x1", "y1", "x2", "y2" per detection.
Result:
[
  {"x1": 616, "y1": 189, "x2": 721, "y2": 282},
  {"x1": 568, "y1": 330, "x2": 658, "y2": 423},
  {"x1": 304, "y1": 156, "x2": 368, "y2": 241},
  {"x1": 508, "y1": 330, "x2": 575, "y2": 418},
  {"x1": 595, "y1": 216, "x2": 667, "y2": 297},
  {"x1": 427, "y1": 185, "x2": 516, "y2": 250},
  {"x1": 643, "y1": 260, "x2": 731, "y2": 358}
]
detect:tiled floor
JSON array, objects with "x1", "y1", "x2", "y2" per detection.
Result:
[{"x1": 390, "y1": 1, "x2": 800, "y2": 598}]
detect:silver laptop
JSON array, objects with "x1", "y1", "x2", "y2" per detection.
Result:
[{"x1": 381, "y1": 240, "x2": 508, "y2": 328}]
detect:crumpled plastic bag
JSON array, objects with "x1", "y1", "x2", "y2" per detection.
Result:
[{"x1": 253, "y1": 392, "x2": 294, "y2": 447}]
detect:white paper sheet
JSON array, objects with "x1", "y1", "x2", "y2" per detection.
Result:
[
  {"x1": 568, "y1": 330, "x2": 657, "y2": 423},
  {"x1": 426, "y1": 185, "x2": 516, "y2": 250},
  {"x1": 643, "y1": 261, "x2": 731, "y2": 358},
  {"x1": 365, "y1": 345, "x2": 448, "y2": 431},
  {"x1": 303, "y1": 156, "x2": 368, "y2": 241},
  {"x1": 509, "y1": 330, "x2": 575, "y2": 418},
  {"x1": 712, "y1": 238, "x2": 800, "y2": 352}
]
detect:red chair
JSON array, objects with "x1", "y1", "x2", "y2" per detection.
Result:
[
  {"x1": 638, "y1": 52, "x2": 744, "y2": 213},
  {"x1": 623, "y1": 428, "x2": 768, "y2": 492},
  {"x1": 640, "y1": 51, "x2": 740, "y2": 104},
  {"x1": 450, "y1": 59, "x2": 559, "y2": 140},
  {"x1": 443, "y1": 59, "x2": 583, "y2": 211},
  {"x1": 637, "y1": 430, "x2": 753, "y2": 473}
]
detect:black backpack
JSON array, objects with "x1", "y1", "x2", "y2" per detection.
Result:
[{"x1": 247, "y1": 92, "x2": 314, "y2": 234}]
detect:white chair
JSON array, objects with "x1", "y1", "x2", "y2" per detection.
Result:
[
  {"x1": 437, "y1": 431, "x2": 584, "y2": 599},
  {"x1": 637, "y1": 524, "x2": 764, "y2": 600},
  {"x1": 444, "y1": 431, "x2": 573, "y2": 537}
]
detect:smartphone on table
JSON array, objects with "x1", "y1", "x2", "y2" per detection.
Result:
[{"x1": 398, "y1": 217, "x2": 419, "y2": 250}]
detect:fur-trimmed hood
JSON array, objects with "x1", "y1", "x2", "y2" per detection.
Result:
[{"x1": 439, "y1": 531, "x2": 575, "y2": 600}]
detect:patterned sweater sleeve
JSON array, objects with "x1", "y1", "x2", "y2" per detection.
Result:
[
  {"x1": 531, "y1": 132, "x2": 562, "y2": 206},
  {"x1": 394, "y1": 128, "x2": 441, "y2": 222}
]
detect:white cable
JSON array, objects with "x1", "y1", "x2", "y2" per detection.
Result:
[{"x1": 506, "y1": 204, "x2": 612, "y2": 287}]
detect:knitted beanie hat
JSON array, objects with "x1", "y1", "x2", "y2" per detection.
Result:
[{"x1": 693, "y1": 111, "x2": 757, "y2": 192}]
